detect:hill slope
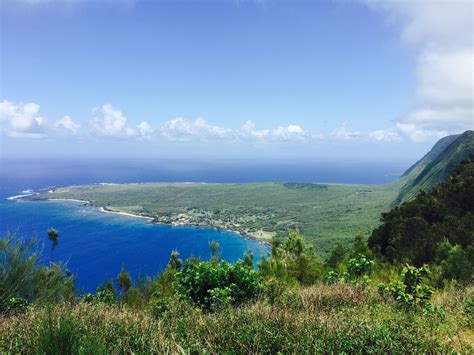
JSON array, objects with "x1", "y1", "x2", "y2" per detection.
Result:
[{"x1": 396, "y1": 130, "x2": 474, "y2": 203}]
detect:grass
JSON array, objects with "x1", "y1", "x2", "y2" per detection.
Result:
[
  {"x1": 36, "y1": 181, "x2": 399, "y2": 253},
  {"x1": 1, "y1": 283, "x2": 472, "y2": 353}
]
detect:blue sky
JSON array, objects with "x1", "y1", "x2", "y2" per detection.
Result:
[{"x1": 1, "y1": 0, "x2": 472, "y2": 162}]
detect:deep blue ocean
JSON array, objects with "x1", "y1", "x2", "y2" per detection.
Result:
[{"x1": 0, "y1": 158, "x2": 409, "y2": 293}]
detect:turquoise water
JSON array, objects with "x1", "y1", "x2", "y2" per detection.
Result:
[{"x1": 0, "y1": 198, "x2": 269, "y2": 293}]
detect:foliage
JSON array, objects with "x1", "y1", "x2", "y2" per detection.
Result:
[
  {"x1": 397, "y1": 130, "x2": 474, "y2": 203},
  {"x1": 37, "y1": 313, "x2": 79, "y2": 355},
  {"x1": 47, "y1": 228, "x2": 59, "y2": 250},
  {"x1": 351, "y1": 231, "x2": 372, "y2": 258},
  {"x1": 167, "y1": 250, "x2": 182, "y2": 270},
  {"x1": 149, "y1": 296, "x2": 170, "y2": 319},
  {"x1": 0, "y1": 233, "x2": 75, "y2": 310},
  {"x1": 2, "y1": 284, "x2": 472, "y2": 353},
  {"x1": 325, "y1": 240, "x2": 346, "y2": 269},
  {"x1": 369, "y1": 156, "x2": 474, "y2": 280},
  {"x1": 379, "y1": 264, "x2": 434, "y2": 309},
  {"x1": 96, "y1": 279, "x2": 117, "y2": 304},
  {"x1": 175, "y1": 259, "x2": 262, "y2": 311},
  {"x1": 345, "y1": 254, "x2": 374, "y2": 279},
  {"x1": 259, "y1": 230, "x2": 324, "y2": 284},
  {"x1": 1, "y1": 297, "x2": 29, "y2": 314},
  {"x1": 117, "y1": 264, "x2": 132, "y2": 295},
  {"x1": 95, "y1": 289, "x2": 116, "y2": 305}
]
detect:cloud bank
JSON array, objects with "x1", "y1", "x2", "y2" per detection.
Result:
[{"x1": 363, "y1": 0, "x2": 473, "y2": 141}]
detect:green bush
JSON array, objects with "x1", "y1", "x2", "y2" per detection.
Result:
[
  {"x1": 79, "y1": 293, "x2": 94, "y2": 304},
  {"x1": 264, "y1": 278, "x2": 286, "y2": 305},
  {"x1": 0, "y1": 233, "x2": 75, "y2": 308},
  {"x1": 379, "y1": 264, "x2": 434, "y2": 309},
  {"x1": 1, "y1": 296, "x2": 29, "y2": 314},
  {"x1": 175, "y1": 260, "x2": 263, "y2": 311},
  {"x1": 95, "y1": 289, "x2": 116, "y2": 304},
  {"x1": 149, "y1": 297, "x2": 170, "y2": 319}
]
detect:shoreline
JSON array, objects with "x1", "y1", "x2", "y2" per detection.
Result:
[
  {"x1": 26, "y1": 196, "x2": 272, "y2": 247},
  {"x1": 99, "y1": 206, "x2": 154, "y2": 221}
]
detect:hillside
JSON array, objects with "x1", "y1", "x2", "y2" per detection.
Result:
[
  {"x1": 396, "y1": 130, "x2": 474, "y2": 203},
  {"x1": 369, "y1": 155, "x2": 474, "y2": 275}
]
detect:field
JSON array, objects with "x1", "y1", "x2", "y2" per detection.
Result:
[{"x1": 35, "y1": 181, "x2": 400, "y2": 253}]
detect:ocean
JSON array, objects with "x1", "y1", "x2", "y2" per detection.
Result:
[{"x1": 0, "y1": 158, "x2": 408, "y2": 293}]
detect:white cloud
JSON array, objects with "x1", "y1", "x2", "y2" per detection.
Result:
[
  {"x1": 396, "y1": 122, "x2": 447, "y2": 143},
  {"x1": 160, "y1": 117, "x2": 231, "y2": 142},
  {"x1": 268, "y1": 124, "x2": 310, "y2": 142},
  {"x1": 54, "y1": 115, "x2": 80, "y2": 135},
  {"x1": 369, "y1": 129, "x2": 400, "y2": 142},
  {"x1": 90, "y1": 103, "x2": 152, "y2": 139},
  {"x1": 238, "y1": 120, "x2": 270, "y2": 141},
  {"x1": 137, "y1": 121, "x2": 154, "y2": 139},
  {"x1": 0, "y1": 100, "x2": 46, "y2": 139},
  {"x1": 160, "y1": 117, "x2": 312, "y2": 143},
  {"x1": 331, "y1": 122, "x2": 361, "y2": 140},
  {"x1": 362, "y1": 0, "x2": 474, "y2": 142},
  {"x1": 417, "y1": 48, "x2": 473, "y2": 108}
]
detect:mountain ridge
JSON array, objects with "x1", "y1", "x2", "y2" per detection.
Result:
[{"x1": 395, "y1": 130, "x2": 474, "y2": 204}]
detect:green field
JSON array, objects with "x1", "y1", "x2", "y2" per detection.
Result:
[{"x1": 36, "y1": 181, "x2": 400, "y2": 253}]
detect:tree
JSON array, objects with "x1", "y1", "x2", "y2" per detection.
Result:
[
  {"x1": 351, "y1": 232, "x2": 372, "y2": 258},
  {"x1": 325, "y1": 240, "x2": 347, "y2": 269},
  {"x1": 167, "y1": 250, "x2": 182, "y2": 270},
  {"x1": 369, "y1": 156, "x2": 474, "y2": 270},
  {"x1": 117, "y1": 265, "x2": 132, "y2": 295},
  {"x1": 259, "y1": 230, "x2": 323, "y2": 285},
  {"x1": 47, "y1": 228, "x2": 59, "y2": 250},
  {"x1": 243, "y1": 249, "x2": 254, "y2": 268},
  {"x1": 209, "y1": 240, "x2": 221, "y2": 264}
]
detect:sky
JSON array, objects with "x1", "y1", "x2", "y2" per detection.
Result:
[{"x1": 0, "y1": 0, "x2": 473, "y2": 162}]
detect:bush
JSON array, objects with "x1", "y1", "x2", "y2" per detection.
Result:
[
  {"x1": 79, "y1": 293, "x2": 94, "y2": 304},
  {"x1": 95, "y1": 289, "x2": 116, "y2": 304},
  {"x1": 1, "y1": 296, "x2": 29, "y2": 314},
  {"x1": 175, "y1": 260, "x2": 263, "y2": 311},
  {"x1": 0, "y1": 233, "x2": 75, "y2": 308},
  {"x1": 149, "y1": 297, "x2": 170, "y2": 319},
  {"x1": 379, "y1": 264, "x2": 434, "y2": 309}
]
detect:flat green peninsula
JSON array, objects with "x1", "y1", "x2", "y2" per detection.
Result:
[{"x1": 36, "y1": 181, "x2": 399, "y2": 252}]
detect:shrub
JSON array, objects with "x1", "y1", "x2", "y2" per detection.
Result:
[
  {"x1": 264, "y1": 278, "x2": 286, "y2": 305},
  {"x1": 325, "y1": 271, "x2": 340, "y2": 285},
  {"x1": 175, "y1": 260, "x2": 262, "y2": 311},
  {"x1": 149, "y1": 297, "x2": 170, "y2": 319},
  {"x1": 117, "y1": 265, "x2": 132, "y2": 295},
  {"x1": 0, "y1": 233, "x2": 75, "y2": 307},
  {"x1": 379, "y1": 264, "x2": 434, "y2": 309},
  {"x1": 208, "y1": 286, "x2": 233, "y2": 311},
  {"x1": 95, "y1": 289, "x2": 116, "y2": 304},
  {"x1": 1, "y1": 296, "x2": 29, "y2": 314},
  {"x1": 79, "y1": 293, "x2": 94, "y2": 304}
]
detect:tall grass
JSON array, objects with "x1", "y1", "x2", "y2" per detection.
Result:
[{"x1": 1, "y1": 284, "x2": 472, "y2": 353}]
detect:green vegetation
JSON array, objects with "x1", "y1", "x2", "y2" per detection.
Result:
[
  {"x1": 369, "y1": 155, "x2": 474, "y2": 283},
  {"x1": 0, "y1": 234, "x2": 75, "y2": 313},
  {"x1": 35, "y1": 181, "x2": 399, "y2": 253},
  {"x1": 2, "y1": 133, "x2": 473, "y2": 352},
  {"x1": 396, "y1": 130, "x2": 474, "y2": 203},
  {"x1": 1, "y1": 230, "x2": 473, "y2": 353}
]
